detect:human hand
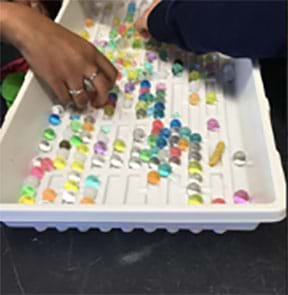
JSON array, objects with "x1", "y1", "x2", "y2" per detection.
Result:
[
  {"x1": 134, "y1": 0, "x2": 160, "y2": 37},
  {"x1": 2, "y1": 3, "x2": 118, "y2": 109}
]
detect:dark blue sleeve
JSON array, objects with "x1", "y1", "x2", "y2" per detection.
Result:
[{"x1": 147, "y1": 0, "x2": 286, "y2": 58}]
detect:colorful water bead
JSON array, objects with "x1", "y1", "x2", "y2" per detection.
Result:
[
  {"x1": 232, "y1": 151, "x2": 247, "y2": 167},
  {"x1": 178, "y1": 138, "x2": 190, "y2": 151},
  {"x1": 38, "y1": 140, "x2": 52, "y2": 153},
  {"x1": 110, "y1": 154, "x2": 124, "y2": 168},
  {"x1": 41, "y1": 157, "x2": 54, "y2": 171},
  {"x1": 170, "y1": 118, "x2": 182, "y2": 129},
  {"x1": 188, "y1": 194, "x2": 204, "y2": 205},
  {"x1": 59, "y1": 140, "x2": 71, "y2": 150},
  {"x1": 188, "y1": 161, "x2": 202, "y2": 175},
  {"x1": 64, "y1": 180, "x2": 79, "y2": 192},
  {"x1": 71, "y1": 160, "x2": 84, "y2": 172},
  {"x1": 140, "y1": 149, "x2": 151, "y2": 162},
  {"x1": 206, "y1": 91, "x2": 217, "y2": 105},
  {"x1": 77, "y1": 143, "x2": 89, "y2": 155},
  {"x1": 53, "y1": 157, "x2": 66, "y2": 169},
  {"x1": 80, "y1": 197, "x2": 95, "y2": 204},
  {"x1": 21, "y1": 185, "x2": 36, "y2": 197},
  {"x1": 133, "y1": 128, "x2": 146, "y2": 142},
  {"x1": 189, "y1": 93, "x2": 200, "y2": 105},
  {"x1": 170, "y1": 147, "x2": 181, "y2": 158},
  {"x1": 31, "y1": 166, "x2": 45, "y2": 180},
  {"x1": 82, "y1": 122, "x2": 94, "y2": 132},
  {"x1": 207, "y1": 118, "x2": 220, "y2": 131},
  {"x1": 156, "y1": 137, "x2": 167, "y2": 149},
  {"x1": 172, "y1": 59, "x2": 184, "y2": 76},
  {"x1": 85, "y1": 18, "x2": 94, "y2": 28},
  {"x1": 158, "y1": 162, "x2": 172, "y2": 177},
  {"x1": 42, "y1": 188, "x2": 57, "y2": 202},
  {"x1": 91, "y1": 154, "x2": 105, "y2": 168},
  {"x1": 212, "y1": 198, "x2": 226, "y2": 204},
  {"x1": 147, "y1": 171, "x2": 161, "y2": 185},
  {"x1": 190, "y1": 133, "x2": 202, "y2": 143},
  {"x1": 129, "y1": 157, "x2": 142, "y2": 169},
  {"x1": 179, "y1": 127, "x2": 191, "y2": 139},
  {"x1": 233, "y1": 190, "x2": 250, "y2": 204},
  {"x1": 51, "y1": 104, "x2": 64, "y2": 116},
  {"x1": 188, "y1": 70, "x2": 201, "y2": 81},
  {"x1": 18, "y1": 195, "x2": 35, "y2": 204},
  {"x1": 70, "y1": 135, "x2": 82, "y2": 147},
  {"x1": 71, "y1": 119, "x2": 82, "y2": 133},
  {"x1": 186, "y1": 182, "x2": 201, "y2": 195},
  {"x1": 48, "y1": 114, "x2": 61, "y2": 126},
  {"x1": 209, "y1": 141, "x2": 225, "y2": 167},
  {"x1": 113, "y1": 139, "x2": 126, "y2": 153},
  {"x1": 43, "y1": 128, "x2": 56, "y2": 141},
  {"x1": 85, "y1": 175, "x2": 100, "y2": 190}
]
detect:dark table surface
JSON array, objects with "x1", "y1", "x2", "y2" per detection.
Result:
[{"x1": 1, "y1": 59, "x2": 287, "y2": 295}]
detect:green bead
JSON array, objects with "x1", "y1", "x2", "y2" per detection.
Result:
[
  {"x1": 206, "y1": 91, "x2": 217, "y2": 104},
  {"x1": 189, "y1": 70, "x2": 200, "y2": 81},
  {"x1": 70, "y1": 135, "x2": 82, "y2": 147},
  {"x1": 144, "y1": 62, "x2": 153, "y2": 74},
  {"x1": 136, "y1": 101, "x2": 148, "y2": 110},
  {"x1": 132, "y1": 38, "x2": 142, "y2": 49},
  {"x1": 147, "y1": 135, "x2": 158, "y2": 147},
  {"x1": 109, "y1": 28, "x2": 118, "y2": 39},
  {"x1": 43, "y1": 128, "x2": 56, "y2": 141},
  {"x1": 172, "y1": 62, "x2": 184, "y2": 76},
  {"x1": 140, "y1": 149, "x2": 151, "y2": 162},
  {"x1": 21, "y1": 185, "x2": 36, "y2": 197},
  {"x1": 159, "y1": 50, "x2": 168, "y2": 61},
  {"x1": 70, "y1": 120, "x2": 82, "y2": 133}
]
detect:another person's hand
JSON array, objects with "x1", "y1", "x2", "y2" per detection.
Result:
[
  {"x1": 134, "y1": 0, "x2": 160, "y2": 37},
  {"x1": 1, "y1": 3, "x2": 118, "y2": 109}
]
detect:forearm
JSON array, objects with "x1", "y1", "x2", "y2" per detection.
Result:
[{"x1": 148, "y1": 0, "x2": 286, "y2": 58}]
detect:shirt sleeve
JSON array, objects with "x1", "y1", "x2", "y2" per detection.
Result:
[{"x1": 147, "y1": 0, "x2": 286, "y2": 58}]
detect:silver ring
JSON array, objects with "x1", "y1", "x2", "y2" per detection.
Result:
[
  {"x1": 83, "y1": 78, "x2": 95, "y2": 92},
  {"x1": 89, "y1": 69, "x2": 100, "y2": 82},
  {"x1": 68, "y1": 88, "x2": 84, "y2": 97}
]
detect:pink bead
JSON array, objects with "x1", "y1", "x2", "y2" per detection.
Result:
[
  {"x1": 31, "y1": 166, "x2": 44, "y2": 180},
  {"x1": 207, "y1": 118, "x2": 220, "y2": 132},
  {"x1": 41, "y1": 158, "x2": 54, "y2": 172},
  {"x1": 156, "y1": 83, "x2": 166, "y2": 90},
  {"x1": 233, "y1": 190, "x2": 250, "y2": 204},
  {"x1": 139, "y1": 87, "x2": 150, "y2": 94},
  {"x1": 170, "y1": 147, "x2": 181, "y2": 158}
]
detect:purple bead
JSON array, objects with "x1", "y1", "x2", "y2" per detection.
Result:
[
  {"x1": 146, "y1": 51, "x2": 158, "y2": 63},
  {"x1": 207, "y1": 118, "x2": 220, "y2": 131},
  {"x1": 124, "y1": 82, "x2": 135, "y2": 93},
  {"x1": 94, "y1": 140, "x2": 107, "y2": 155},
  {"x1": 233, "y1": 190, "x2": 250, "y2": 204}
]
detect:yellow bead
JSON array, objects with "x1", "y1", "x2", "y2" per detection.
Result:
[
  {"x1": 71, "y1": 160, "x2": 84, "y2": 172},
  {"x1": 209, "y1": 141, "x2": 225, "y2": 167},
  {"x1": 77, "y1": 144, "x2": 89, "y2": 155},
  {"x1": 124, "y1": 60, "x2": 132, "y2": 68},
  {"x1": 127, "y1": 69, "x2": 137, "y2": 81},
  {"x1": 188, "y1": 161, "x2": 203, "y2": 175},
  {"x1": 64, "y1": 180, "x2": 79, "y2": 192},
  {"x1": 113, "y1": 139, "x2": 126, "y2": 153},
  {"x1": 53, "y1": 157, "x2": 66, "y2": 169},
  {"x1": 18, "y1": 195, "x2": 35, "y2": 205},
  {"x1": 124, "y1": 93, "x2": 133, "y2": 100},
  {"x1": 106, "y1": 52, "x2": 114, "y2": 62},
  {"x1": 188, "y1": 194, "x2": 204, "y2": 205},
  {"x1": 113, "y1": 16, "x2": 121, "y2": 26},
  {"x1": 79, "y1": 30, "x2": 90, "y2": 40}
]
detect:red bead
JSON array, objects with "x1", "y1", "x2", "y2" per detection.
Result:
[
  {"x1": 212, "y1": 198, "x2": 226, "y2": 204},
  {"x1": 152, "y1": 120, "x2": 164, "y2": 130},
  {"x1": 139, "y1": 87, "x2": 150, "y2": 94},
  {"x1": 170, "y1": 147, "x2": 181, "y2": 158},
  {"x1": 151, "y1": 127, "x2": 161, "y2": 135}
]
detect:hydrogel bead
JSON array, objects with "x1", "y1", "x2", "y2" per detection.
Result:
[
  {"x1": 18, "y1": 195, "x2": 35, "y2": 205},
  {"x1": 152, "y1": 120, "x2": 164, "y2": 130},
  {"x1": 189, "y1": 151, "x2": 202, "y2": 162},
  {"x1": 136, "y1": 108, "x2": 147, "y2": 119},
  {"x1": 147, "y1": 171, "x2": 161, "y2": 185},
  {"x1": 110, "y1": 154, "x2": 124, "y2": 168},
  {"x1": 172, "y1": 60, "x2": 184, "y2": 76},
  {"x1": 186, "y1": 182, "x2": 201, "y2": 195},
  {"x1": 188, "y1": 161, "x2": 203, "y2": 175},
  {"x1": 188, "y1": 70, "x2": 200, "y2": 81},
  {"x1": 31, "y1": 166, "x2": 44, "y2": 180},
  {"x1": 53, "y1": 157, "x2": 66, "y2": 169},
  {"x1": 23, "y1": 175, "x2": 40, "y2": 188},
  {"x1": 68, "y1": 171, "x2": 81, "y2": 183},
  {"x1": 91, "y1": 154, "x2": 105, "y2": 168},
  {"x1": 85, "y1": 175, "x2": 100, "y2": 189},
  {"x1": 149, "y1": 156, "x2": 160, "y2": 170},
  {"x1": 159, "y1": 128, "x2": 171, "y2": 139},
  {"x1": 52, "y1": 104, "x2": 64, "y2": 116},
  {"x1": 170, "y1": 147, "x2": 181, "y2": 158},
  {"x1": 140, "y1": 149, "x2": 151, "y2": 162},
  {"x1": 154, "y1": 101, "x2": 165, "y2": 111},
  {"x1": 190, "y1": 133, "x2": 202, "y2": 143},
  {"x1": 189, "y1": 142, "x2": 201, "y2": 152},
  {"x1": 39, "y1": 140, "x2": 52, "y2": 153},
  {"x1": 70, "y1": 120, "x2": 82, "y2": 133},
  {"x1": 80, "y1": 197, "x2": 95, "y2": 204},
  {"x1": 170, "y1": 118, "x2": 182, "y2": 129},
  {"x1": 59, "y1": 140, "x2": 71, "y2": 150},
  {"x1": 103, "y1": 105, "x2": 115, "y2": 117},
  {"x1": 77, "y1": 143, "x2": 89, "y2": 155},
  {"x1": 42, "y1": 188, "x2": 57, "y2": 202},
  {"x1": 94, "y1": 141, "x2": 107, "y2": 155},
  {"x1": 64, "y1": 180, "x2": 79, "y2": 192},
  {"x1": 70, "y1": 135, "x2": 82, "y2": 147},
  {"x1": 132, "y1": 38, "x2": 142, "y2": 49},
  {"x1": 190, "y1": 173, "x2": 203, "y2": 183},
  {"x1": 233, "y1": 190, "x2": 250, "y2": 204},
  {"x1": 21, "y1": 185, "x2": 36, "y2": 197},
  {"x1": 178, "y1": 138, "x2": 190, "y2": 151},
  {"x1": 43, "y1": 128, "x2": 56, "y2": 141},
  {"x1": 232, "y1": 151, "x2": 247, "y2": 167},
  {"x1": 212, "y1": 198, "x2": 226, "y2": 204},
  {"x1": 113, "y1": 139, "x2": 126, "y2": 153},
  {"x1": 169, "y1": 156, "x2": 181, "y2": 167},
  {"x1": 79, "y1": 30, "x2": 90, "y2": 40},
  {"x1": 82, "y1": 122, "x2": 94, "y2": 132},
  {"x1": 206, "y1": 91, "x2": 217, "y2": 104},
  {"x1": 159, "y1": 50, "x2": 168, "y2": 61},
  {"x1": 150, "y1": 147, "x2": 160, "y2": 157},
  {"x1": 140, "y1": 80, "x2": 151, "y2": 88},
  {"x1": 179, "y1": 127, "x2": 191, "y2": 139},
  {"x1": 147, "y1": 135, "x2": 158, "y2": 147},
  {"x1": 156, "y1": 83, "x2": 166, "y2": 90},
  {"x1": 113, "y1": 16, "x2": 121, "y2": 26},
  {"x1": 84, "y1": 114, "x2": 96, "y2": 124},
  {"x1": 133, "y1": 128, "x2": 146, "y2": 143},
  {"x1": 207, "y1": 118, "x2": 220, "y2": 132},
  {"x1": 146, "y1": 51, "x2": 158, "y2": 63},
  {"x1": 85, "y1": 18, "x2": 94, "y2": 28},
  {"x1": 156, "y1": 137, "x2": 167, "y2": 149},
  {"x1": 41, "y1": 157, "x2": 54, "y2": 171},
  {"x1": 158, "y1": 162, "x2": 172, "y2": 177},
  {"x1": 109, "y1": 27, "x2": 118, "y2": 39},
  {"x1": 70, "y1": 113, "x2": 81, "y2": 120},
  {"x1": 129, "y1": 157, "x2": 142, "y2": 169},
  {"x1": 48, "y1": 114, "x2": 61, "y2": 126},
  {"x1": 100, "y1": 125, "x2": 112, "y2": 134},
  {"x1": 189, "y1": 93, "x2": 200, "y2": 105},
  {"x1": 188, "y1": 194, "x2": 204, "y2": 205},
  {"x1": 71, "y1": 160, "x2": 84, "y2": 173},
  {"x1": 169, "y1": 134, "x2": 180, "y2": 146},
  {"x1": 61, "y1": 191, "x2": 76, "y2": 204},
  {"x1": 153, "y1": 109, "x2": 164, "y2": 119}
]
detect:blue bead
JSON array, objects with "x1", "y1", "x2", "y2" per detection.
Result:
[
  {"x1": 70, "y1": 113, "x2": 81, "y2": 120},
  {"x1": 190, "y1": 133, "x2": 202, "y2": 143},
  {"x1": 153, "y1": 109, "x2": 164, "y2": 119},
  {"x1": 128, "y1": 2, "x2": 136, "y2": 13},
  {"x1": 85, "y1": 175, "x2": 100, "y2": 189},
  {"x1": 140, "y1": 80, "x2": 151, "y2": 88},
  {"x1": 158, "y1": 162, "x2": 172, "y2": 177},
  {"x1": 147, "y1": 107, "x2": 154, "y2": 116},
  {"x1": 139, "y1": 94, "x2": 147, "y2": 101},
  {"x1": 170, "y1": 118, "x2": 182, "y2": 128},
  {"x1": 154, "y1": 101, "x2": 165, "y2": 111},
  {"x1": 48, "y1": 114, "x2": 61, "y2": 126},
  {"x1": 160, "y1": 128, "x2": 171, "y2": 138},
  {"x1": 108, "y1": 92, "x2": 118, "y2": 101},
  {"x1": 156, "y1": 137, "x2": 167, "y2": 149}
]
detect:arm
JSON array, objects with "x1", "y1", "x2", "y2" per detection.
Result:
[
  {"x1": 137, "y1": 0, "x2": 286, "y2": 58},
  {"x1": 0, "y1": 2, "x2": 117, "y2": 109}
]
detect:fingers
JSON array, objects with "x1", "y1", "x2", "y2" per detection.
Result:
[
  {"x1": 66, "y1": 78, "x2": 89, "y2": 110},
  {"x1": 50, "y1": 80, "x2": 71, "y2": 106}
]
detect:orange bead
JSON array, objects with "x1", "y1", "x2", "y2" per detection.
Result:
[
  {"x1": 80, "y1": 197, "x2": 95, "y2": 204},
  {"x1": 42, "y1": 188, "x2": 57, "y2": 202},
  {"x1": 82, "y1": 122, "x2": 94, "y2": 132},
  {"x1": 85, "y1": 18, "x2": 94, "y2": 28},
  {"x1": 147, "y1": 171, "x2": 161, "y2": 185},
  {"x1": 189, "y1": 93, "x2": 200, "y2": 105},
  {"x1": 178, "y1": 138, "x2": 190, "y2": 151}
]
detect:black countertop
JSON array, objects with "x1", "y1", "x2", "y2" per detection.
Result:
[{"x1": 1, "y1": 59, "x2": 287, "y2": 295}]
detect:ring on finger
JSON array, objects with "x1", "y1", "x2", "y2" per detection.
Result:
[
  {"x1": 68, "y1": 88, "x2": 84, "y2": 97},
  {"x1": 89, "y1": 69, "x2": 100, "y2": 82}
]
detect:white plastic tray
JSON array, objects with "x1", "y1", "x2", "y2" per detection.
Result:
[{"x1": 0, "y1": 0, "x2": 286, "y2": 233}]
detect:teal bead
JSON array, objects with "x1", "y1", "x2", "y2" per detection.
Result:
[
  {"x1": 179, "y1": 127, "x2": 191, "y2": 138},
  {"x1": 85, "y1": 175, "x2": 100, "y2": 189},
  {"x1": 158, "y1": 162, "x2": 172, "y2": 177},
  {"x1": 190, "y1": 133, "x2": 202, "y2": 143},
  {"x1": 151, "y1": 147, "x2": 160, "y2": 157}
]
